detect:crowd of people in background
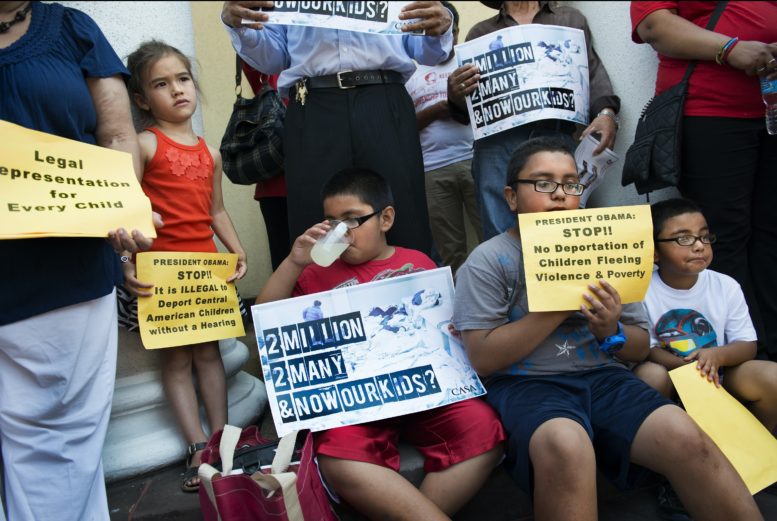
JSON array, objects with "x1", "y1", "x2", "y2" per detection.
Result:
[{"x1": 1, "y1": 1, "x2": 776, "y2": 520}]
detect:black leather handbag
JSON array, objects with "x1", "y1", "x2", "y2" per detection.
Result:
[
  {"x1": 622, "y1": 2, "x2": 727, "y2": 194},
  {"x1": 220, "y1": 56, "x2": 285, "y2": 185}
]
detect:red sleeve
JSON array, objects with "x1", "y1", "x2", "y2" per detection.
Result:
[{"x1": 630, "y1": 1, "x2": 679, "y2": 43}]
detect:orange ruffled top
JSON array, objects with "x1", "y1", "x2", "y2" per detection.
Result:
[{"x1": 141, "y1": 127, "x2": 217, "y2": 253}]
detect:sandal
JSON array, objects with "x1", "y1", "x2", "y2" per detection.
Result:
[{"x1": 181, "y1": 441, "x2": 207, "y2": 493}]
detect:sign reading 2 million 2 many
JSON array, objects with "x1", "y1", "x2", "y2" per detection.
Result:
[{"x1": 251, "y1": 268, "x2": 485, "y2": 436}]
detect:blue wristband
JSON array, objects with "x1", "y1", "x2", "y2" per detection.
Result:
[{"x1": 598, "y1": 322, "x2": 626, "y2": 355}]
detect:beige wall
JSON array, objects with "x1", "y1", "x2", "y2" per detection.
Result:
[{"x1": 189, "y1": 1, "x2": 493, "y2": 298}]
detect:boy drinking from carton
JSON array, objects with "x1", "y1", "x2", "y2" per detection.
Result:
[
  {"x1": 453, "y1": 136, "x2": 762, "y2": 520},
  {"x1": 634, "y1": 198, "x2": 777, "y2": 432},
  {"x1": 257, "y1": 167, "x2": 504, "y2": 520}
]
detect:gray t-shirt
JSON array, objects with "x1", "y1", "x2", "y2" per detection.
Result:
[{"x1": 453, "y1": 231, "x2": 649, "y2": 376}]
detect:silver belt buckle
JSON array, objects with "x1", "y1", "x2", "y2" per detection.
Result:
[{"x1": 336, "y1": 70, "x2": 355, "y2": 89}]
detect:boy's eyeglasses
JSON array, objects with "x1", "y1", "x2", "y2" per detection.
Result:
[
  {"x1": 655, "y1": 234, "x2": 717, "y2": 246},
  {"x1": 513, "y1": 179, "x2": 586, "y2": 196},
  {"x1": 328, "y1": 208, "x2": 384, "y2": 230}
]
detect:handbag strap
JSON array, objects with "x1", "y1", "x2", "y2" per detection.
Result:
[
  {"x1": 271, "y1": 430, "x2": 302, "y2": 474},
  {"x1": 219, "y1": 424, "x2": 242, "y2": 475},
  {"x1": 198, "y1": 463, "x2": 224, "y2": 521},
  {"x1": 234, "y1": 54, "x2": 243, "y2": 96},
  {"x1": 680, "y1": 1, "x2": 729, "y2": 84}
]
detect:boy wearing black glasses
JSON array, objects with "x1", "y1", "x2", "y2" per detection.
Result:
[
  {"x1": 636, "y1": 198, "x2": 777, "y2": 432},
  {"x1": 453, "y1": 136, "x2": 762, "y2": 520},
  {"x1": 256, "y1": 166, "x2": 504, "y2": 520}
]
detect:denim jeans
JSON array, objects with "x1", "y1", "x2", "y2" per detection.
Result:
[{"x1": 471, "y1": 122, "x2": 576, "y2": 240}]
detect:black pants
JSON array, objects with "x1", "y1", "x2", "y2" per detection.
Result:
[
  {"x1": 258, "y1": 196, "x2": 290, "y2": 270},
  {"x1": 679, "y1": 116, "x2": 777, "y2": 359},
  {"x1": 283, "y1": 83, "x2": 432, "y2": 255}
]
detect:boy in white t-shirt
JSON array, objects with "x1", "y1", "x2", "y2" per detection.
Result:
[{"x1": 635, "y1": 198, "x2": 777, "y2": 433}]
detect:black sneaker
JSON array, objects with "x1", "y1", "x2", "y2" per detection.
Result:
[{"x1": 657, "y1": 482, "x2": 692, "y2": 521}]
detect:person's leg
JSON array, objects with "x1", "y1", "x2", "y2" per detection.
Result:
[
  {"x1": 405, "y1": 398, "x2": 505, "y2": 515},
  {"x1": 258, "y1": 196, "x2": 290, "y2": 270},
  {"x1": 471, "y1": 127, "x2": 528, "y2": 241},
  {"x1": 352, "y1": 84, "x2": 432, "y2": 254},
  {"x1": 458, "y1": 158, "x2": 483, "y2": 246},
  {"x1": 0, "y1": 292, "x2": 117, "y2": 521},
  {"x1": 631, "y1": 404, "x2": 762, "y2": 520},
  {"x1": 318, "y1": 456, "x2": 451, "y2": 521},
  {"x1": 749, "y1": 127, "x2": 777, "y2": 359},
  {"x1": 632, "y1": 360, "x2": 674, "y2": 398},
  {"x1": 192, "y1": 341, "x2": 228, "y2": 434},
  {"x1": 530, "y1": 418, "x2": 598, "y2": 521},
  {"x1": 723, "y1": 360, "x2": 777, "y2": 432},
  {"x1": 679, "y1": 117, "x2": 768, "y2": 356},
  {"x1": 418, "y1": 446, "x2": 503, "y2": 515},
  {"x1": 425, "y1": 162, "x2": 469, "y2": 272},
  {"x1": 160, "y1": 344, "x2": 209, "y2": 489},
  {"x1": 283, "y1": 89, "x2": 352, "y2": 241}
]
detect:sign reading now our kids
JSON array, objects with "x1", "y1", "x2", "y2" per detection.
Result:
[
  {"x1": 0, "y1": 120, "x2": 155, "y2": 239},
  {"x1": 252, "y1": 268, "x2": 485, "y2": 437},
  {"x1": 254, "y1": 1, "x2": 423, "y2": 35},
  {"x1": 455, "y1": 25, "x2": 590, "y2": 140},
  {"x1": 136, "y1": 252, "x2": 245, "y2": 350},
  {"x1": 519, "y1": 205, "x2": 653, "y2": 312}
]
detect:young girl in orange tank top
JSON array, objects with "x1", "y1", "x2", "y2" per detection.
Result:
[{"x1": 124, "y1": 40, "x2": 247, "y2": 493}]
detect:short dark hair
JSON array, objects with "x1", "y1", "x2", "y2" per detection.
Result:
[
  {"x1": 126, "y1": 40, "x2": 199, "y2": 124},
  {"x1": 441, "y1": 1, "x2": 459, "y2": 27},
  {"x1": 651, "y1": 198, "x2": 705, "y2": 239},
  {"x1": 505, "y1": 135, "x2": 575, "y2": 186},
  {"x1": 321, "y1": 167, "x2": 394, "y2": 212}
]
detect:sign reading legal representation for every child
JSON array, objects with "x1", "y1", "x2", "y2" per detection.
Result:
[
  {"x1": 0, "y1": 119, "x2": 155, "y2": 239},
  {"x1": 251, "y1": 268, "x2": 486, "y2": 437},
  {"x1": 136, "y1": 252, "x2": 245, "y2": 349},
  {"x1": 519, "y1": 205, "x2": 654, "y2": 312},
  {"x1": 254, "y1": 1, "x2": 423, "y2": 34},
  {"x1": 455, "y1": 25, "x2": 590, "y2": 140}
]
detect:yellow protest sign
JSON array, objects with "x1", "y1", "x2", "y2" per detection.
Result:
[
  {"x1": 670, "y1": 363, "x2": 777, "y2": 494},
  {"x1": 519, "y1": 205, "x2": 653, "y2": 311},
  {"x1": 136, "y1": 252, "x2": 245, "y2": 349},
  {"x1": 0, "y1": 119, "x2": 155, "y2": 239}
]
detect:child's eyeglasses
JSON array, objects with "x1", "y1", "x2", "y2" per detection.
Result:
[
  {"x1": 513, "y1": 179, "x2": 585, "y2": 196},
  {"x1": 328, "y1": 208, "x2": 384, "y2": 230},
  {"x1": 655, "y1": 234, "x2": 717, "y2": 246}
]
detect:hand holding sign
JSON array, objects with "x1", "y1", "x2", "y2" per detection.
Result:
[
  {"x1": 222, "y1": 1, "x2": 273, "y2": 30},
  {"x1": 398, "y1": 1, "x2": 452, "y2": 36},
  {"x1": 579, "y1": 279, "x2": 622, "y2": 341}
]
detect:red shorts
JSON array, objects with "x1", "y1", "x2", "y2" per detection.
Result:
[{"x1": 314, "y1": 398, "x2": 505, "y2": 473}]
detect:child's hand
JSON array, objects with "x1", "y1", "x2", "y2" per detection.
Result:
[
  {"x1": 289, "y1": 221, "x2": 331, "y2": 267},
  {"x1": 685, "y1": 348, "x2": 723, "y2": 387},
  {"x1": 122, "y1": 260, "x2": 154, "y2": 297},
  {"x1": 580, "y1": 279, "x2": 622, "y2": 341},
  {"x1": 227, "y1": 253, "x2": 247, "y2": 282}
]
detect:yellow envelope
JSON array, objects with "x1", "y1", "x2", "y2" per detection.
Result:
[
  {"x1": 137, "y1": 252, "x2": 245, "y2": 349},
  {"x1": 519, "y1": 205, "x2": 653, "y2": 311},
  {"x1": 670, "y1": 363, "x2": 777, "y2": 494},
  {"x1": 0, "y1": 119, "x2": 155, "y2": 239}
]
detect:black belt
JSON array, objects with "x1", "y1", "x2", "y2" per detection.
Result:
[{"x1": 303, "y1": 70, "x2": 404, "y2": 89}]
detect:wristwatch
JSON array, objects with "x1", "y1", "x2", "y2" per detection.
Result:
[
  {"x1": 597, "y1": 108, "x2": 620, "y2": 130},
  {"x1": 598, "y1": 322, "x2": 627, "y2": 355}
]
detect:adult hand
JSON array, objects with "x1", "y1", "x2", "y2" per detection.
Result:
[
  {"x1": 399, "y1": 1, "x2": 452, "y2": 36},
  {"x1": 580, "y1": 279, "x2": 622, "y2": 342},
  {"x1": 121, "y1": 260, "x2": 154, "y2": 298},
  {"x1": 726, "y1": 40, "x2": 777, "y2": 77},
  {"x1": 580, "y1": 113, "x2": 617, "y2": 155},
  {"x1": 227, "y1": 252, "x2": 248, "y2": 282},
  {"x1": 107, "y1": 211, "x2": 163, "y2": 253},
  {"x1": 685, "y1": 347, "x2": 723, "y2": 387},
  {"x1": 447, "y1": 64, "x2": 480, "y2": 109},
  {"x1": 221, "y1": 1, "x2": 273, "y2": 30}
]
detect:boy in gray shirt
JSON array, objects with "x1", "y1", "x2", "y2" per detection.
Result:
[{"x1": 453, "y1": 136, "x2": 762, "y2": 520}]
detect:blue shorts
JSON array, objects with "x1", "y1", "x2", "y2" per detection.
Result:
[{"x1": 486, "y1": 366, "x2": 672, "y2": 494}]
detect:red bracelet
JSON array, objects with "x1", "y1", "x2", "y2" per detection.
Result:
[{"x1": 721, "y1": 38, "x2": 739, "y2": 65}]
